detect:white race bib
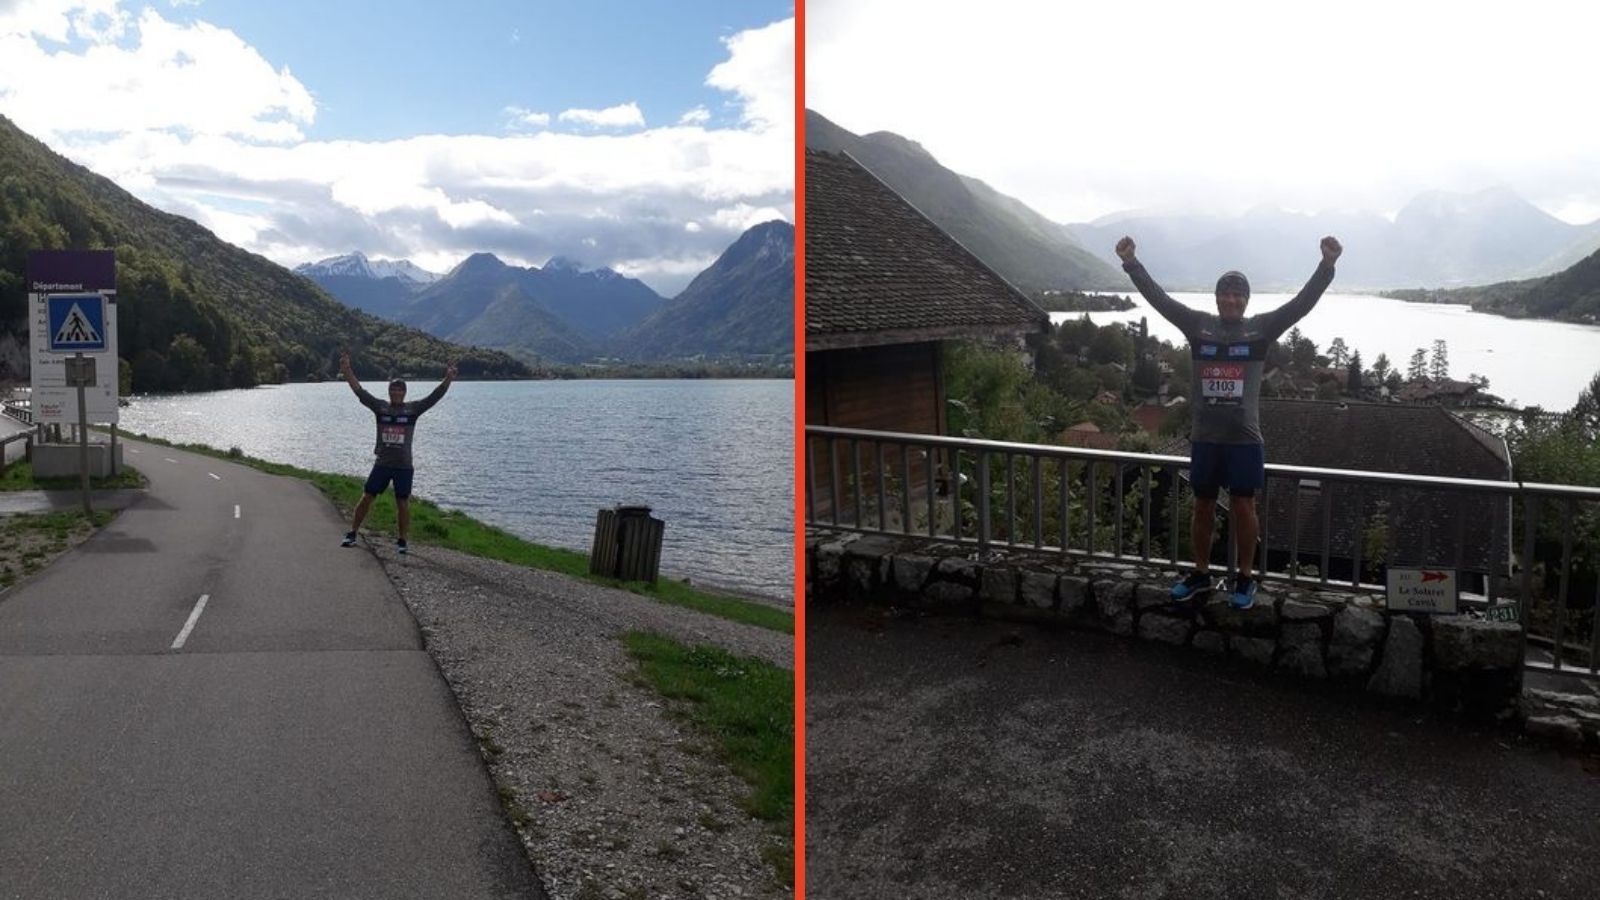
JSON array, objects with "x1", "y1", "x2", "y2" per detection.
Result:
[
  {"x1": 380, "y1": 425, "x2": 407, "y2": 446},
  {"x1": 1200, "y1": 363, "x2": 1245, "y2": 400}
]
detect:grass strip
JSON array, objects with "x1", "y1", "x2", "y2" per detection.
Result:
[
  {"x1": 623, "y1": 630, "x2": 794, "y2": 886},
  {"x1": 121, "y1": 432, "x2": 793, "y2": 633},
  {"x1": 0, "y1": 461, "x2": 146, "y2": 491},
  {"x1": 0, "y1": 509, "x2": 114, "y2": 589}
]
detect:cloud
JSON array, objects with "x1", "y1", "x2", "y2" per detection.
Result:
[
  {"x1": 807, "y1": 0, "x2": 1600, "y2": 225},
  {"x1": 1, "y1": 5, "x2": 313, "y2": 143},
  {"x1": 706, "y1": 17, "x2": 791, "y2": 132},
  {"x1": 556, "y1": 102, "x2": 646, "y2": 130},
  {"x1": 0, "y1": 6, "x2": 795, "y2": 295},
  {"x1": 678, "y1": 106, "x2": 711, "y2": 126},
  {"x1": 503, "y1": 105, "x2": 550, "y2": 129}
]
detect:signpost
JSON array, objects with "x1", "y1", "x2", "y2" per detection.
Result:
[
  {"x1": 27, "y1": 252, "x2": 119, "y2": 427},
  {"x1": 1386, "y1": 567, "x2": 1459, "y2": 614},
  {"x1": 26, "y1": 251, "x2": 117, "y2": 515}
]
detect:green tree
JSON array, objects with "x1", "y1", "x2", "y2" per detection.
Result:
[
  {"x1": 1347, "y1": 349, "x2": 1363, "y2": 394},
  {"x1": 1430, "y1": 339, "x2": 1449, "y2": 381},
  {"x1": 1407, "y1": 347, "x2": 1428, "y2": 381},
  {"x1": 1327, "y1": 337, "x2": 1349, "y2": 368},
  {"x1": 1371, "y1": 352, "x2": 1392, "y2": 384},
  {"x1": 1088, "y1": 325, "x2": 1134, "y2": 367}
]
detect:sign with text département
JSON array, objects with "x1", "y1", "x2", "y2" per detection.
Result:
[{"x1": 26, "y1": 250, "x2": 119, "y2": 424}]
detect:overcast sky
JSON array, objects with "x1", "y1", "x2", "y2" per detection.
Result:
[
  {"x1": 807, "y1": 0, "x2": 1600, "y2": 226},
  {"x1": 0, "y1": 0, "x2": 794, "y2": 295}
]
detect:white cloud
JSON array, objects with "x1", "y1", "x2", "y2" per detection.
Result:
[
  {"x1": 707, "y1": 17, "x2": 791, "y2": 133},
  {"x1": 0, "y1": 6, "x2": 794, "y2": 295},
  {"x1": 503, "y1": 105, "x2": 550, "y2": 129},
  {"x1": 557, "y1": 102, "x2": 646, "y2": 130},
  {"x1": 807, "y1": 0, "x2": 1600, "y2": 225},
  {"x1": 678, "y1": 105, "x2": 711, "y2": 126},
  {"x1": 1, "y1": 5, "x2": 313, "y2": 143},
  {"x1": 708, "y1": 203, "x2": 788, "y2": 233}
]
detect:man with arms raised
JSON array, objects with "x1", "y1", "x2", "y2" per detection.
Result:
[
  {"x1": 338, "y1": 351, "x2": 457, "y2": 555},
  {"x1": 1114, "y1": 234, "x2": 1342, "y2": 608}
]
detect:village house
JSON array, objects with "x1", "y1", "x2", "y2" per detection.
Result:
[{"x1": 804, "y1": 149, "x2": 1048, "y2": 520}]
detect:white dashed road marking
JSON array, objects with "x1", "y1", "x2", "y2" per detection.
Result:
[
  {"x1": 234, "y1": 505, "x2": 240, "y2": 519},
  {"x1": 163, "y1": 458, "x2": 178, "y2": 464},
  {"x1": 171, "y1": 594, "x2": 210, "y2": 650},
  {"x1": 208, "y1": 473, "x2": 220, "y2": 481}
]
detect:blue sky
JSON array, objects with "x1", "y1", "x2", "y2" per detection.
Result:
[
  {"x1": 161, "y1": 0, "x2": 783, "y2": 141},
  {"x1": 1, "y1": 0, "x2": 795, "y2": 294}
]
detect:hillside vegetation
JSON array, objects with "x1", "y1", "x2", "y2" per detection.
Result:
[
  {"x1": 1383, "y1": 245, "x2": 1600, "y2": 324},
  {"x1": 0, "y1": 114, "x2": 528, "y2": 392}
]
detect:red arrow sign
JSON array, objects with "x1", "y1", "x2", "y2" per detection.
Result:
[{"x1": 1421, "y1": 571, "x2": 1449, "y2": 583}]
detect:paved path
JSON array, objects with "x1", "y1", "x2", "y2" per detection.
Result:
[
  {"x1": 807, "y1": 606, "x2": 1600, "y2": 900},
  {"x1": 0, "y1": 440, "x2": 545, "y2": 899}
]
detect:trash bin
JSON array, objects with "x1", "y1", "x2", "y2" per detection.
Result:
[{"x1": 589, "y1": 504, "x2": 664, "y2": 584}]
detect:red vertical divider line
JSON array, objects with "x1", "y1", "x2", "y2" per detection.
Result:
[{"x1": 792, "y1": 5, "x2": 807, "y2": 899}]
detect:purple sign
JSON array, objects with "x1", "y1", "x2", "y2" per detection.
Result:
[{"x1": 26, "y1": 250, "x2": 116, "y2": 293}]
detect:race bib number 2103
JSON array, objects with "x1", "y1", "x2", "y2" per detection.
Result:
[{"x1": 1200, "y1": 363, "x2": 1245, "y2": 400}]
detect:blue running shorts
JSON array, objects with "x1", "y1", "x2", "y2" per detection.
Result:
[
  {"x1": 1189, "y1": 442, "x2": 1265, "y2": 499},
  {"x1": 363, "y1": 464, "x2": 415, "y2": 499}
]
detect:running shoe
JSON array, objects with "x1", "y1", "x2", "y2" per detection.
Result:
[
  {"x1": 340, "y1": 531, "x2": 357, "y2": 548},
  {"x1": 397, "y1": 539, "x2": 409, "y2": 556},
  {"x1": 1230, "y1": 574, "x2": 1258, "y2": 610},
  {"x1": 1171, "y1": 571, "x2": 1216, "y2": 601}
]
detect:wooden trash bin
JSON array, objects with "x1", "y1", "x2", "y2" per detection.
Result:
[{"x1": 589, "y1": 505, "x2": 665, "y2": 584}]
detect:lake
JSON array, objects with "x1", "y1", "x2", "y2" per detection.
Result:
[
  {"x1": 1058, "y1": 292, "x2": 1600, "y2": 412},
  {"x1": 118, "y1": 380, "x2": 794, "y2": 600}
]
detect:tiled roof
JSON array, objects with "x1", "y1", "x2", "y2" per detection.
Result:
[{"x1": 805, "y1": 150, "x2": 1048, "y2": 350}]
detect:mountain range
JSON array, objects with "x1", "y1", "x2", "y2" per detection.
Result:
[
  {"x1": 1383, "y1": 243, "x2": 1600, "y2": 325},
  {"x1": 0, "y1": 114, "x2": 529, "y2": 392},
  {"x1": 808, "y1": 109, "x2": 1600, "y2": 298},
  {"x1": 804, "y1": 110, "x2": 1126, "y2": 293},
  {"x1": 298, "y1": 223, "x2": 795, "y2": 365},
  {"x1": 1065, "y1": 189, "x2": 1600, "y2": 292}
]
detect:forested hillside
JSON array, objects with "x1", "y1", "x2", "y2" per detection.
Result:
[{"x1": 0, "y1": 114, "x2": 528, "y2": 391}]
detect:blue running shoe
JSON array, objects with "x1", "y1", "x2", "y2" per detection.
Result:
[
  {"x1": 340, "y1": 531, "x2": 357, "y2": 548},
  {"x1": 1171, "y1": 571, "x2": 1216, "y2": 602},
  {"x1": 397, "y1": 539, "x2": 409, "y2": 556},
  {"x1": 1230, "y1": 575, "x2": 1258, "y2": 610}
]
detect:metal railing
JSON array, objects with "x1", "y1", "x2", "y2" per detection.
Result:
[
  {"x1": 2, "y1": 400, "x2": 32, "y2": 426},
  {"x1": 805, "y1": 425, "x2": 1600, "y2": 679}
]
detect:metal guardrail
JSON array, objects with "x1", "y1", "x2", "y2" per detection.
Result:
[
  {"x1": 805, "y1": 425, "x2": 1600, "y2": 679},
  {"x1": 2, "y1": 400, "x2": 32, "y2": 426}
]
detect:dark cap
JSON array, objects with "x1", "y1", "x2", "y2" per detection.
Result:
[
  {"x1": 389, "y1": 378, "x2": 406, "y2": 390},
  {"x1": 1215, "y1": 271, "x2": 1250, "y2": 298}
]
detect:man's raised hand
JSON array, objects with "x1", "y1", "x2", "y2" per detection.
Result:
[
  {"x1": 1115, "y1": 236, "x2": 1137, "y2": 262},
  {"x1": 445, "y1": 358, "x2": 458, "y2": 381},
  {"x1": 1321, "y1": 235, "x2": 1343, "y2": 265},
  {"x1": 339, "y1": 350, "x2": 353, "y2": 376}
]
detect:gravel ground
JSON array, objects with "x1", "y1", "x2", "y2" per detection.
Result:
[{"x1": 371, "y1": 539, "x2": 793, "y2": 900}]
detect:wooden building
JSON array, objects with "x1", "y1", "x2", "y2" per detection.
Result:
[{"x1": 804, "y1": 149, "x2": 1047, "y2": 433}]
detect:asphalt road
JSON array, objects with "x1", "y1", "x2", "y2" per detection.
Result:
[
  {"x1": 807, "y1": 605, "x2": 1600, "y2": 900},
  {"x1": 0, "y1": 440, "x2": 545, "y2": 899}
]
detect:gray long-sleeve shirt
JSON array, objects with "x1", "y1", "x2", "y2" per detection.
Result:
[
  {"x1": 1124, "y1": 259, "x2": 1336, "y2": 444},
  {"x1": 353, "y1": 381, "x2": 449, "y2": 468}
]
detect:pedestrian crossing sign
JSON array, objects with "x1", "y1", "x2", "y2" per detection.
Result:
[{"x1": 47, "y1": 293, "x2": 107, "y2": 352}]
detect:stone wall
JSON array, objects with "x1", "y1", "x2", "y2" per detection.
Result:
[{"x1": 808, "y1": 529, "x2": 1527, "y2": 722}]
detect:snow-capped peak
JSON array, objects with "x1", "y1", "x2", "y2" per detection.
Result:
[{"x1": 296, "y1": 252, "x2": 440, "y2": 284}]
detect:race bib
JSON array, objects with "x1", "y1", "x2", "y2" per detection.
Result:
[
  {"x1": 1200, "y1": 364, "x2": 1245, "y2": 400},
  {"x1": 380, "y1": 425, "x2": 407, "y2": 446}
]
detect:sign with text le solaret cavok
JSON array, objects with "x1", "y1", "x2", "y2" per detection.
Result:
[
  {"x1": 1386, "y1": 567, "x2": 1458, "y2": 614},
  {"x1": 26, "y1": 250, "x2": 118, "y2": 425}
]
